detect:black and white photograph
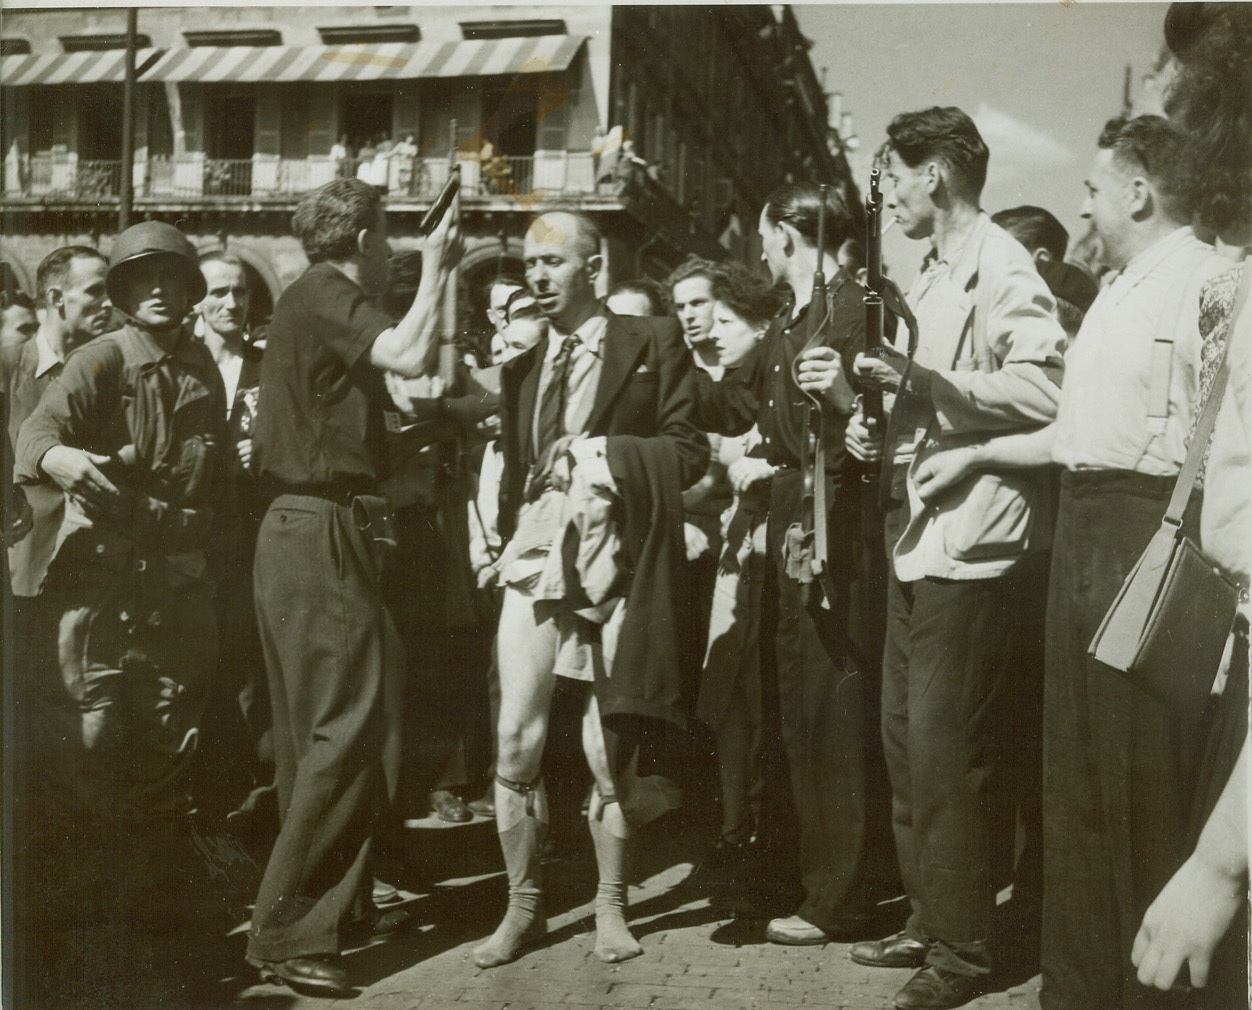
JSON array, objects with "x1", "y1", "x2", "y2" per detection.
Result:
[{"x1": 1, "y1": 2, "x2": 1248, "y2": 1008}]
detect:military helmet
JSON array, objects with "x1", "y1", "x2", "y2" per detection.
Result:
[{"x1": 106, "y1": 221, "x2": 207, "y2": 310}]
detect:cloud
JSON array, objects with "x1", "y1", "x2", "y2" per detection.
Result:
[{"x1": 973, "y1": 102, "x2": 1076, "y2": 184}]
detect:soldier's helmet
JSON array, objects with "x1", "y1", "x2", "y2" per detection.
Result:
[{"x1": 107, "y1": 221, "x2": 207, "y2": 309}]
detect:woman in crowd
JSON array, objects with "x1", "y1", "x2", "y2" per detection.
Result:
[{"x1": 695, "y1": 263, "x2": 782, "y2": 877}]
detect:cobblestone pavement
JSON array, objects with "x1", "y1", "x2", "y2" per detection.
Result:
[
  {"x1": 220, "y1": 816, "x2": 1041, "y2": 1010},
  {"x1": 26, "y1": 775, "x2": 1040, "y2": 1010}
]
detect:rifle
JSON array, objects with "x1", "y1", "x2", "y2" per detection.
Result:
[
  {"x1": 785, "y1": 184, "x2": 837, "y2": 607},
  {"x1": 863, "y1": 169, "x2": 885, "y2": 423}
]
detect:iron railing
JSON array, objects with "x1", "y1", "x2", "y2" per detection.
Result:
[{"x1": 3, "y1": 152, "x2": 605, "y2": 203}]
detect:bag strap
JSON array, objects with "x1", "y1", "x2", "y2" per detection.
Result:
[{"x1": 1163, "y1": 263, "x2": 1252, "y2": 527}]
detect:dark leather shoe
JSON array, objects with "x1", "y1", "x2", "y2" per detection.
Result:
[
  {"x1": 431, "y1": 789, "x2": 473, "y2": 823},
  {"x1": 893, "y1": 966, "x2": 984, "y2": 1010},
  {"x1": 256, "y1": 955, "x2": 350, "y2": 995},
  {"x1": 850, "y1": 931, "x2": 930, "y2": 968}
]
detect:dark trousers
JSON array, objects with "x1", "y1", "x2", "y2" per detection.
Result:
[
  {"x1": 882, "y1": 505, "x2": 1037, "y2": 977},
  {"x1": 1040, "y1": 471, "x2": 1203, "y2": 1010},
  {"x1": 247, "y1": 495, "x2": 403, "y2": 962},
  {"x1": 767, "y1": 472, "x2": 893, "y2": 932}
]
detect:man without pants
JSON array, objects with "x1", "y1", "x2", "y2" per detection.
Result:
[{"x1": 474, "y1": 210, "x2": 706, "y2": 969}]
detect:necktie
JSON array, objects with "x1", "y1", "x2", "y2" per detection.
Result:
[{"x1": 534, "y1": 334, "x2": 579, "y2": 465}]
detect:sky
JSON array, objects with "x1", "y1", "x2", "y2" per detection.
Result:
[{"x1": 793, "y1": 2, "x2": 1171, "y2": 279}]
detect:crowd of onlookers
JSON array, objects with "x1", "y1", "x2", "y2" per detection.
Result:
[{"x1": 3, "y1": 3, "x2": 1250, "y2": 1008}]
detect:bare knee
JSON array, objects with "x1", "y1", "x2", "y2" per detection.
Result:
[{"x1": 497, "y1": 718, "x2": 546, "y2": 780}]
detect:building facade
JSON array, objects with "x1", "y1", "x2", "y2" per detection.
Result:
[{"x1": 1, "y1": 4, "x2": 854, "y2": 336}]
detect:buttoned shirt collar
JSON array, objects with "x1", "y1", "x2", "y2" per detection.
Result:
[
  {"x1": 544, "y1": 310, "x2": 608, "y2": 361},
  {"x1": 32, "y1": 330, "x2": 66, "y2": 379},
  {"x1": 1103, "y1": 226, "x2": 1196, "y2": 305}
]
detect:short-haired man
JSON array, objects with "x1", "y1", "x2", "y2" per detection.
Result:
[
  {"x1": 1040, "y1": 116, "x2": 1230, "y2": 1010},
  {"x1": 897, "y1": 113, "x2": 1233, "y2": 1010},
  {"x1": 244, "y1": 179, "x2": 459, "y2": 993},
  {"x1": 476, "y1": 210, "x2": 705, "y2": 969},
  {"x1": 5, "y1": 247, "x2": 112, "y2": 604},
  {"x1": 4, "y1": 246, "x2": 111, "y2": 880},
  {"x1": 669, "y1": 257, "x2": 720, "y2": 374},
  {"x1": 15, "y1": 223, "x2": 236, "y2": 829},
  {"x1": 192, "y1": 252, "x2": 272, "y2": 826},
  {"x1": 846, "y1": 107, "x2": 1066, "y2": 1009},
  {"x1": 485, "y1": 275, "x2": 526, "y2": 337},
  {"x1": 992, "y1": 206, "x2": 1098, "y2": 340}
]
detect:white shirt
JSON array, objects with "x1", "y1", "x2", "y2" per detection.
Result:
[
  {"x1": 1053, "y1": 227, "x2": 1230, "y2": 475},
  {"x1": 532, "y1": 313, "x2": 608, "y2": 449}
]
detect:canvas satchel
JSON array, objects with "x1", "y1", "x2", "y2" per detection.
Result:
[{"x1": 1088, "y1": 265, "x2": 1251, "y2": 722}]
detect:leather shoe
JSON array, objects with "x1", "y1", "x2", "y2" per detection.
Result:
[
  {"x1": 893, "y1": 966, "x2": 984, "y2": 1010},
  {"x1": 765, "y1": 915, "x2": 832, "y2": 946},
  {"x1": 467, "y1": 792, "x2": 495, "y2": 818},
  {"x1": 430, "y1": 789, "x2": 473, "y2": 823},
  {"x1": 256, "y1": 955, "x2": 350, "y2": 995},
  {"x1": 851, "y1": 930, "x2": 930, "y2": 968}
]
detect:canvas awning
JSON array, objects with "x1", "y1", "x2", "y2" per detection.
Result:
[
  {"x1": 0, "y1": 48, "x2": 161, "y2": 86},
  {"x1": 139, "y1": 35, "x2": 586, "y2": 84}
]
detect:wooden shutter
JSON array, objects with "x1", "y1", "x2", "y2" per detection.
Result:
[
  {"x1": 392, "y1": 83, "x2": 420, "y2": 145},
  {"x1": 254, "y1": 84, "x2": 282, "y2": 157},
  {"x1": 306, "y1": 84, "x2": 334, "y2": 156}
]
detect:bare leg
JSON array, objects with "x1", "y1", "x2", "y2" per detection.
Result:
[
  {"x1": 473, "y1": 588, "x2": 558, "y2": 969},
  {"x1": 583, "y1": 691, "x2": 643, "y2": 963}
]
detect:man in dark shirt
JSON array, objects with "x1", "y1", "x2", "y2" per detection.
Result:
[
  {"x1": 245, "y1": 178, "x2": 459, "y2": 995},
  {"x1": 695, "y1": 183, "x2": 895, "y2": 944}
]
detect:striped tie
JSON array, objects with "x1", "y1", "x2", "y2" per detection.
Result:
[{"x1": 534, "y1": 333, "x2": 579, "y2": 465}]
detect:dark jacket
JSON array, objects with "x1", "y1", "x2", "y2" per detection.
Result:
[
  {"x1": 15, "y1": 323, "x2": 237, "y2": 579},
  {"x1": 498, "y1": 312, "x2": 706, "y2": 542}
]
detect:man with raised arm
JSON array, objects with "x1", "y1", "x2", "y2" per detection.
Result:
[{"x1": 243, "y1": 178, "x2": 460, "y2": 995}]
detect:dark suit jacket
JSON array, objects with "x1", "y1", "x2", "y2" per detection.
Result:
[
  {"x1": 497, "y1": 309, "x2": 708, "y2": 826},
  {"x1": 497, "y1": 311, "x2": 706, "y2": 541}
]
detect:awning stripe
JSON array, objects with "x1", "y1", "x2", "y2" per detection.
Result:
[
  {"x1": 0, "y1": 48, "x2": 159, "y2": 86},
  {"x1": 138, "y1": 36, "x2": 586, "y2": 84}
]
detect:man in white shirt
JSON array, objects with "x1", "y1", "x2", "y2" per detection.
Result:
[{"x1": 892, "y1": 114, "x2": 1231, "y2": 1010}]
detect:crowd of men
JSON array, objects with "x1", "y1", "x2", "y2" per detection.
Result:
[{"x1": 3, "y1": 4, "x2": 1250, "y2": 1009}]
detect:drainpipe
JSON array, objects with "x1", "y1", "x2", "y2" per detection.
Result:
[{"x1": 119, "y1": 8, "x2": 137, "y2": 230}]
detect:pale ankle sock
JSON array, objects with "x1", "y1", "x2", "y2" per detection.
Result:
[
  {"x1": 473, "y1": 779, "x2": 548, "y2": 969},
  {"x1": 594, "y1": 881, "x2": 642, "y2": 963},
  {"x1": 587, "y1": 796, "x2": 642, "y2": 963}
]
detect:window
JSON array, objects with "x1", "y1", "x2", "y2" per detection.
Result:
[
  {"x1": 184, "y1": 29, "x2": 282, "y2": 47},
  {"x1": 318, "y1": 24, "x2": 420, "y2": 45},
  {"x1": 339, "y1": 84, "x2": 393, "y2": 154},
  {"x1": 59, "y1": 34, "x2": 152, "y2": 52},
  {"x1": 460, "y1": 20, "x2": 566, "y2": 40},
  {"x1": 0, "y1": 39, "x2": 31, "y2": 56}
]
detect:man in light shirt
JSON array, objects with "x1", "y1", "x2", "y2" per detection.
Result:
[
  {"x1": 892, "y1": 113, "x2": 1231, "y2": 1010},
  {"x1": 847, "y1": 106, "x2": 1065, "y2": 1010}
]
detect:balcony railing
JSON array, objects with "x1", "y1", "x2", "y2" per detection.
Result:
[{"x1": 3, "y1": 152, "x2": 607, "y2": 204}]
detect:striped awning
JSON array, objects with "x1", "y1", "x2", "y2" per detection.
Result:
[
  {"x1": 139, "y1": 35, "x2": 586, "y2": 84},
  {"x1": 0, "y1": 48, "x2": 160, "y2": 86}
]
